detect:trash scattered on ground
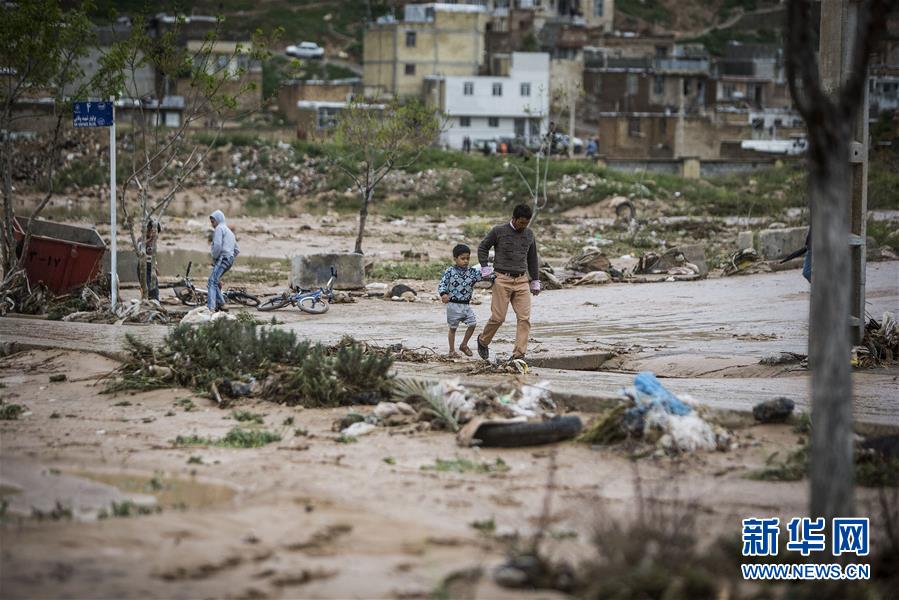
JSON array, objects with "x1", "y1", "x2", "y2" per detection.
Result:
[
  {"x1": 722, "y1": 248, "x2": 767, "y2": 276},
  {"x1": 752, "y1": 397, "x2": 795, "y2": 423},
  {"x1": 634, "y1": 247, "x2": 700, "y2": 276},
  {"x1": 759, "y1": 352, "x2": 806, "y2": 367},
  {"x1": 565, "y1": 249, "x2": 611, "y2": 274},
  {"x1": 180, "y1": 306, "x2": 235, "y2": 325},
  {"x1": 572, "y1": 271, "x2": 611, "y2": 286},
  {"x1": 468, "y1": 358, "x2": 530, "y2": 375},
  {"x1": 853, "y1": 312, "x2": 897, "y2": 368},
  {"x1": 580, "y1": 372, "x2": 731, "y2": 454},
  {"x1": 57, "y1": 286, "x2": 169, "y2": 324}
]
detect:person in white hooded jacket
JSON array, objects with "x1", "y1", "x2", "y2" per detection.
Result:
[{"x1": 208, "y1": 210, "x2": 239, "y2": 311}]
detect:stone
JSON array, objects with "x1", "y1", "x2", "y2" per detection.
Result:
[
  {"x1": 737, "y1": 230, "x2": 754, "y2": 251},
  {"x1": 289, "y1": 253, "x2": 364, "y2": 290},
  {"x1": 676, "y1": 243, "x2": 708, "y2": 276},
  {"x1": 758, "y1": 227, "x2": 807, "y2": 261},
  {"x1": 752, "y1": 397, "x2": 795, "y2": 423},
  {"x1": 365, "y1": 282, "x2": 388, "y2": 297},
  {"x1": 373, "y1": 402, "x2": 399, "y2": 419}
]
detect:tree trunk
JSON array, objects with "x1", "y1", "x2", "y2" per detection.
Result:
[
  {"x1": 354, "y1": 189, "x2": 372, "y2": 254},
  {"x1": 808, "y1": 117, "x2": 855, "y2": 521},
  {"x1": 1, "y1": 128, "x2": 14, "y2": 274}
]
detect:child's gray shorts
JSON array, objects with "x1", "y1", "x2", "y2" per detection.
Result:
[{"x1": 446, "y1": 303, "x2": 477, "y2": 330}]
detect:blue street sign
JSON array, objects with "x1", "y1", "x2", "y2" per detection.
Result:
[{"x1": 73, "y1": 101, "x2": 114, "y2": 128}]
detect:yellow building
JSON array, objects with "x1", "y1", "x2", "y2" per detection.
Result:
[{"x1": 363, "y1": 4, "x2": 488, "y2": 99}]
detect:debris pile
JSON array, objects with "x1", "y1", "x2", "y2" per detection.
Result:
[
  {"x1": 580, "y1": 372, "x2": 731, "y2": 454},
  {"x1": 634, "y1": 247, "x2": 700, "y2": 277},
  {"x1": 853, "y1": 312, "x2": 898, "y2": 368}
]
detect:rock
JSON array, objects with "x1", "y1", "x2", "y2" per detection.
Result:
[
  {"x1": 396, "y1": 401, "x2": 416, "y2": 415},
  {"x1": 373, "y1": 402, "x2": 400, "y2": 419},
  {"x1": 221, "y1": 379, "x2": 252, "y2": 398},
  {"x1": 289, "y1": 253, "x2": 364, "y2": 290},
  {"x1": 752, "y1": 397, "x2": 795, "y2": 423},
  {"x1": 385, "y1": 413, "x2": 413, "y2": 427},
  {"x1": 573, "y1": 271, "x2": 611, "y2": 285},
  {"x1": 769, "y1": 222, "x2": 787, "y2": 229},
  {"x1": 400, "y1": 291, "x2": 416, "y2": 302},
  {"x1": 389, "y1": 284, "x2": 416, "y2": 298},
  {"x1": 330, "y1": 291, "x2": 355, "y2": 304},
  {"x1": 493, "y1": 566, "x2": 529, "y2": 588},
  {"x1": 341, "y1": 422, "x2": 376, "y2": 437},
  {"x1": 365, "y1": 282, "x2": 388, "y2": 297},
  {"x1": 333, "y1": 412, "x2": 365, "y2": 432}
]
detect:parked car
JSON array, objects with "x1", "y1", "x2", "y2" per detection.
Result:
[{"x1": 286, "y1": 41, "x2": 324, "y2": 59}]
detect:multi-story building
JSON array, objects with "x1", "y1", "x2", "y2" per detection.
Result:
[
  {"x1": 424, "y1": 52, "x2": 550, "y2": 149},
  {"x1": 363, "y1": 3, "x2": 489, "y2": 98}
]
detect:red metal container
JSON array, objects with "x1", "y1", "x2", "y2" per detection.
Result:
[{"x1": 13, "y1": 217, "x2": 107, "y2": 294}]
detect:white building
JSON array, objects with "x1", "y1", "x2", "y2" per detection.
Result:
[{"x1": 425, "y1": 52, "x2": 550, "y2": 150}]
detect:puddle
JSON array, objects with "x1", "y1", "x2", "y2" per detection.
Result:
[{"x1": 73, "y1": 471, "x2": 237, "y2": 510}]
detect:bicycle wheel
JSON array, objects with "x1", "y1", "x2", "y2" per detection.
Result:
[
  {"x1": 473, "y1": 416, "x2": 582, "y2": 448},
  {"x1": 298, "y1": 295, "x2": 329, "y2": 314},
  {"x1": 227, "y1": 290, "x2": 260, "y2": 307},
  {"x1": 257, "y1": 294, "x2": 291, "y2": 312},
  {"x1": 174, "y1": 285, "x2": 205, "y2": 307}
]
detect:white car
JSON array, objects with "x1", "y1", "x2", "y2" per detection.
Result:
[{"x1": 286, "y1": 42, "x2": 325, "y2": 59}]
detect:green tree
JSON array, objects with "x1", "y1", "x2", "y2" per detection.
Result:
[
  {"x1": 329, "y1": 98, "x2": 442, "y2": 254},
  {"x1": 0, "y1": 0, "x2": 111, "y2": 286}
]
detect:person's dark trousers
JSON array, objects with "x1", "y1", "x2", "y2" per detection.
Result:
[
  {"x1": 207, "y1": 255, "x2": 234, "y2": 310},
  {"x1": 802, "y1": 250, "x2": 812, "y2": 283},
  {"x1": 137, "y1": 260, "x2": 160, "y2": 300}
]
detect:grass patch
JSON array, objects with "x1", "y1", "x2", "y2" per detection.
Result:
[
  {"x1": 99, "y1": 501, "x2": 161, "y2": 519},
  {"x1": 32, "y1": 502, "x2": 73, "y2": 521},
  {"x1": 187, "y1": 455, "x2": 204, "y2": 465},
  {"x1": 383, "y1": 456, "x2": 396, "y2": 465},
  {"x1": 421, "y1": 457, "x2": 509, "y2": 474},
  {"x1": 867, "y1": 216, "x2": 898, "y2": 249},
  {"x1": 470, "y1": 517, "x2": 496, "y2": 534},
  {"x1": 175, "y1": 398, "x2": 196, "y2": 412},
  {"x1": 174, "y1": 427, "x2": 281, "y2": 448},
  {"x1": 335, "y1": 434, "x2": 357, "y2": 444},
  {"x1": 462, "y1": 219, "x2": 493, "y2": 240},
  {"x1": 749, "y1": 446, "x2": 808, "y2": 482},
  {"x1": 615, "y1": 0, "x2": 672, "y2": 25},
  {"x1": 0, "y1": 403, "x2": 26, "y2": 420},
  {"x1": 369, "y1": 261, "x2": 446, "y2": 281},
  {"x1": 232, "y1": 410, "x2": 264, "y2": 425}
]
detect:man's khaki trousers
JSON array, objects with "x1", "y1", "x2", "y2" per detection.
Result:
[{"x1": 479, "y1": 273, "x2": 531, "y2": 357}]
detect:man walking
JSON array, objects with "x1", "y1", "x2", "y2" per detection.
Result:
[
  {"x1": 476, "y1": 203, "x2": 540, "y2": 361},
  {"x1": 208, "y1": 210, "x2": 239, "y2": 311}
]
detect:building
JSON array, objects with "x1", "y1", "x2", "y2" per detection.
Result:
[
  {"x1": 425, "y1": 52, "x2": 550, "y2": 149},
  {"x1": 294, "y1": 100, "x2": 385, "y2": 139},
  {"x1": 363, "y1": 3, "x2": 489, "y2": 98},
  {"x1": 277, "y1": 78, "x2": 361, "y2": 124}
]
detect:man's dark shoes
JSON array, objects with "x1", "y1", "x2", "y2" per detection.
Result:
[
  {"x1": 476, "y1": 336, "x2": 489, "y2": 360},
  {"x1": 215, "y1": 305, "x2": 228, "y2": 312}
]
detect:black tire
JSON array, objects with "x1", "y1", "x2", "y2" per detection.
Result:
[
  {"x1": 227, "y1": 290, "x2": 260, "y2": 307},
  {"x1": 174, "y1": 285, "x2": 205, "y2": 307},
  {"x1": 473, "y1": 416, "x2": 582, "y2": 448},
  {"x1": 615, "y1": 201, "x2": 636, "y2": 221},
  {"x1": 298, "y1": 296, "x2": 329, "y2": 314},
  {"x1": 257, "y1": 294, "x2": 291, "y2": 312}
]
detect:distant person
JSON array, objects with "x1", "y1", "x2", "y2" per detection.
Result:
[
  {"x1": 586, "y1": 137, "x2": 598, "y2": 158},
  {"x1": 207, "y1": 210, "x2": 239, "y2": 311},
  {"x1": 780, "y1": 227, "x2": 811, "y2": 282},
  {"x1": 476, "y1": 203, "x2": 540, "y2": 361},
  {"x1": 488, "y1": 139, "x2": 498, "y2": 155},
  {"x1": 462, "y1": 136, "x2": 471, "y2": 153},
  {"x1": 437, "y1": 244, "x2": 482, "y2": 357},
  {"x1": 137, "y1": 218, "x2": 160, "y2": 300}
]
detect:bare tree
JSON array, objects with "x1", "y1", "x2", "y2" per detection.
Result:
[
  {"x1": 100, "y1": 16, "x2": 277, "y2": 298},
  {"x1": 784, "y1": 0, "x2": 892, "y2": 520},
  {"x1": 329, "y1": 98, "x2": 442, "y2": 254}
]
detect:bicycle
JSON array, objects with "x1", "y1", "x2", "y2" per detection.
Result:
[
  {"x1": 257, "y1": 267, "x2": 336, "y2": 314},
  {"x1": 173, "y1": 261, "x2": 260, "y2": 308}
]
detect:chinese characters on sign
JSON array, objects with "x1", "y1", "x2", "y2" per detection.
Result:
[{"x1": 73, "y1": 101, "x2": 113, "y2": 128}]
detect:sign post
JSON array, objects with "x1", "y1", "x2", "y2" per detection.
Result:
[{"x1": 73, "y1": 99, "x2": 117, "y2": 309}]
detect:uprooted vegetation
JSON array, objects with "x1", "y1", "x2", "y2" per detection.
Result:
[{"x1": 105, "y1": 321, "x2": 394, "y2": 408}]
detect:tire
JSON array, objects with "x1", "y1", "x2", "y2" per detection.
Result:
[
  {"x1": 473, "y1": 416, "x2": 583, "y2": 448},
  {"x1": 257, "y1": 294, "x2": 291, "y2": 312},
  {"x1": 227, "y1": 290, "x2": 260, "y2": 307},
  {"x1": 298, "y1": 295, "x2": 329, "y2": 314},
  {"x1": 174, "y1": 285, "x2": 205, "y2": 307},
  {"x1": 615, "y1": 201, "x2": 636, "y2": 221}
]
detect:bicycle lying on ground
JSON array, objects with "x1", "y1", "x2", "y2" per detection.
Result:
[
  {"x1": 172, "y1": 261, "x2": 260, "y2": 308},
  {"x1": 257, "y1": 268, "x2": 336, "y2": 314}
]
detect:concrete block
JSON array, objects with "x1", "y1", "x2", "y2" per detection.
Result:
[
  {"x1": 758, "y1": 227, "x2": 807, "y2": 261},
  {"x1": 289, "y1": 253, "x2": 364, "y2": 290},
  {"x1": 677, "y1": 243, "x2": 708, "y2": 276},
  {"x1": 737, "y1": 231, "x2": 754, "y2": 250}
]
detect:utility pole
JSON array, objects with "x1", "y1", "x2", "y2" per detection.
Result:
[{"x1": 819, "y1": 0, "x2": 870, "y2": 344}]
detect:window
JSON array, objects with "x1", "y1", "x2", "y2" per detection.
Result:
[
  {"x1": 317, "y1": 106, "x2": 340, "y2": 129},
  {"x1": 406, "y1": 31, "x2": 416, "y2": 47},
  {"x1": 723, "y1": 84, "x2": 735, "y2": 99},
  {"x1": 529, "y1": 118, "x2": 541, "y2": 136},
  {"x1": 594, "y1": 0, "x2": 604, "y2": 17},
  {"x1": 628, "y1": 117, "x2": 641, "y2": 137},
  {"x1": 492, "y1": 82, "x2": 503, "y2": 96},
  {"x1": 627, "y1": 73, "x2": 638, "y2": 95},
  {"x1": 514, "y1": 118, "x2": 525, "y2": 137},
  {"x1": 659, "y1": 118, "x2": 667, "y2": 135},
  {"x1": 520, "y1": 82, "x2": 531, "y2": 96},
  {"x1": 488, "y1": 117, "x2": 499, "y2": 127},
  {"x1": 460, "y1": 116, "x2": 471, "y2": 127},
  {"x1": 405, "y1": 64, "x2": 415, "y2": 75},
  {"x1": 463, "y1": 81, "x2": 474, "y2": 95},
  {"x1": 653, "y1": 76, "x2": 664, "y2": 96},
  {"x1": 683, "y1": 79, "x2": 692, "y2": 95}
]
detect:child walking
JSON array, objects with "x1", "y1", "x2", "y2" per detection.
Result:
[{"x1": 438, "y1": 244, "x2": 482, "y2": 357}]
